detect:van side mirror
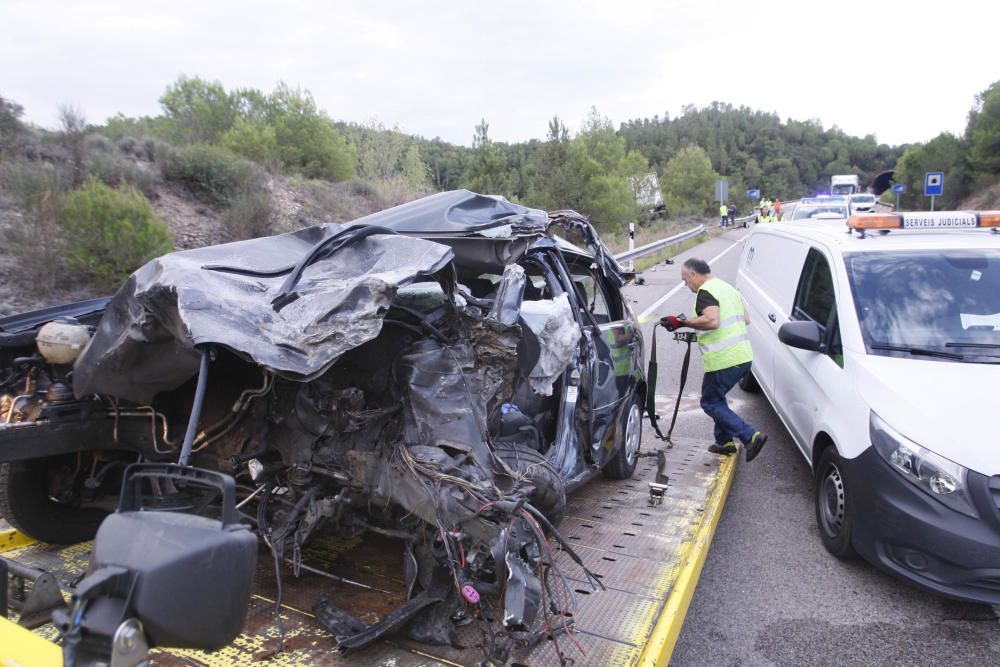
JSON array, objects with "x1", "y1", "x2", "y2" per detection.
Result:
[{"x1": 778, "y1": 320, "x2": 824, "y2": 352}]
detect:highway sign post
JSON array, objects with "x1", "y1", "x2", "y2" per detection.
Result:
[
  {"x1": 714, "y1": 179, "x2": 728, "y2": 203},
  {"x1": 924, "y1": 172, "x2": 944, "y2": 211},
  {"x1": 892, "y1": 183, "x2": 906, "y2": 211}
]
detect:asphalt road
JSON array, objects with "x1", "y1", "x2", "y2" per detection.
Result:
[{"x1": 623, "y1": 224, "x2": 1000, "y2": 666}]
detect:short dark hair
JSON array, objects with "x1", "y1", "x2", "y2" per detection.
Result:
[{"x1": 683, "y1": 258, "x2": 711, "y2": 275}]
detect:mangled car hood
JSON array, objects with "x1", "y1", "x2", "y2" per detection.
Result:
[{"x1": 74, "y1": 224, "x2": 454, "y2": 403}]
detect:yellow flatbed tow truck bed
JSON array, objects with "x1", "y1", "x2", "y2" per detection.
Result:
[{"x1": 0, "y1": 424, "x2": 734, "y2": 667}]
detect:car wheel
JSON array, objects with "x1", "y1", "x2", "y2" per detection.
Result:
[
  {"x1": 814, "y1": 446, "x2": 857, "y2": 559},
  {"x1": 0, "y1": 456, "x2": 109, "y2": 545},
  {"x1": 603, "y1": 392, "x2": 642, "y2": 481},
  {"x1": 494, "y1": 442, "x2": 566, "y2": 526},
  {"x1": 738, "y1": 365, "x2": 761, "y2": 393}
]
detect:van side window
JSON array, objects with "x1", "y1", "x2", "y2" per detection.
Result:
[
  {"x1": 793, "y1": 248, "x2": 835, "y2": 326},
  {"x1": 793, "y1": 248, "x2": 843, "y2": 367}
]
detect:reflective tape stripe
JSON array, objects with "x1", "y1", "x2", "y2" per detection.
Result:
[
  {"x1": 699, "y1": 332, "x2": 749, "y2": 353},
  {"x1": 717, "y1": 315, "x2": 744, "y2": 328}
]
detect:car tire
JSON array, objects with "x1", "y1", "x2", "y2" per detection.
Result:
[
  {"x1": 494, "y1": 442, "x2": 566, "y2": 526},
  {"x1": 603, "y1": 392, "x2": 642, "y2": 481},
  {"x1": 738, "y1": 365, "x2": 761, "y2": 393},
  {"x1": 0, "y1": 456, "x2": 108, "y2": 545},
  {"x1": 814, "y1": 446, "x2": 857, "y2": 560}
]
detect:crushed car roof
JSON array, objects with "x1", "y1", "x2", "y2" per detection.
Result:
[
  {"x1": 348, "y1": 189, "x2": 550, "y2": 236},
  {"x1": 73, "y1": 223, "x2": 455, "y2": 403}
]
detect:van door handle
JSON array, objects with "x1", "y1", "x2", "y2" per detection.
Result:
[{"x1": 768, "y1": 313, "x2": 776, "y2": 323}]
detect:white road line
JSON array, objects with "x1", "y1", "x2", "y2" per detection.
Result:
[{"x1": 637, "y1": 236, "x2": 747, "y2": 321}]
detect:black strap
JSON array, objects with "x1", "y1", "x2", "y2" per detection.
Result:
[
  {"x1": 646, "y1": 324, "x2": 694, "y2": 443},
  {"x1": 665, "y1": 337, "x2": 693, "y2": 441}
]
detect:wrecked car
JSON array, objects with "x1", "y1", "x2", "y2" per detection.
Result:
[{"x1": 0, "y1": 189, "x2": 646, "y2": 664}]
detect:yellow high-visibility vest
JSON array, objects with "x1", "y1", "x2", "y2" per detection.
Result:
[{"x1": 693, "y1": 278, "x2": 753, "y2": 372}]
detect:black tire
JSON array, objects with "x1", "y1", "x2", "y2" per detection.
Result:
[
  {"x1": 0, "y1": 456, "x2": 109, "y2": 544},
  {"x1": 738, "y1": 365, "x2": 761, "y2": 393},
  {"x1": 814, "y1": 446, "x2": 857, "y2": 560},
  {"x1": 603, "y1": 393, "x2": 642, "y2": 481},
  {"x1": 494, "y1": 442, "x2": 566, "y2": 526}
]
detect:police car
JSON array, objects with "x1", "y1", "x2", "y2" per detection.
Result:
[{"x1": 736, "y1": 210, "x2": 1000, "y2": 604}]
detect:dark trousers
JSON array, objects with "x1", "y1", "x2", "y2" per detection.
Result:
[{"x1": 700, "y1": 362, "x2": 756, "y2": 445}]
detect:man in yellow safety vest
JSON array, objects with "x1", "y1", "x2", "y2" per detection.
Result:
[{"x1": 660, "y1": 258, "x2": 768, "y2": 460}]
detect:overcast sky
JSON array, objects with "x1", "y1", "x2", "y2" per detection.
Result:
[{"x1": 3, "y1": 0, "x2": 997, "y2": 147}]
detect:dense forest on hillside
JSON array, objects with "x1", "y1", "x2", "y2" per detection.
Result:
[{"x1": 1, "y1": 75, "x2": 999, "y2": 303}]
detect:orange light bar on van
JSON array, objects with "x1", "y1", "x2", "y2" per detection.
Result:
[
  {"x1": 979, "y1": 211, "x2": 1000, "y2": 228},
  {"x1": 847, "y1": 214, "x2": 900, "y2": 230}
]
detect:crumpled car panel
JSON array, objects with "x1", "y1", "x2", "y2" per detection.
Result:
[{"x1": 73, "y1": 224, "x2": 454, "y2": 403}]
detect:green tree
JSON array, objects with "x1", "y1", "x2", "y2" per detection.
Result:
[
  {"x1": 349, "y1": 120, "x2": 429, "y2": 187},
  {"x1": 264, "y1": 83, "x2": 356, "y2": 181},
  {"x1": 58, "y1": 177, "x2": 173, "y2": 288},
  {"x1": 463, "y1": 119, "x2": 512, "y2": 196},
  {"x1": 567, "y1": 109, "x2": 648, "y2": 231},
  {"x1": 661, "y1": 144, "x2": 719, "y2": 216},
  {"x1": 967, "y1": 80, "x2": 1000, "y2": 176},
  {"x1": 159, "y1": 75, "x2": 238, "y2": 145},
  {"x1": 893, "y1": 133, "x2": 968, "y2": 210},
  {"x1": 220, "y1": 118, "x2": 280, "y2": 170},
  {"x1": 526, "y1": 116, "x2": 575, "y2": 210}
]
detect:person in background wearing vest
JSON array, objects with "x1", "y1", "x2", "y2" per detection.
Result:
[
  {"x1": 660, "y1": 258, "x2": 768, "y2": 461},
  {"x1": 773, "y1": 198, "x2": 783, "y2": 221},
  {"x1": 719, "y1": 202, "x2": 729, "y2": 228}
]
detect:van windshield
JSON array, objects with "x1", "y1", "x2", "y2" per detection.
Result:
[{"x1": 845, "y1": 249, "x2": 1000, "y2": 363}]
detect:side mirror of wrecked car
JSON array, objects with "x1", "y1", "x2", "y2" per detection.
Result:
[
  {"x1": 778, "y1": 320, "x2": 824, "y2": 352},
  {"x1": 55, "y1": 463, "x2": 258, "y2": 664}
]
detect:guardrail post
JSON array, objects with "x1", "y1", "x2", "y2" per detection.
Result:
[{"x1": 627, "y1": 221, "x2": 635, "y2": 272}]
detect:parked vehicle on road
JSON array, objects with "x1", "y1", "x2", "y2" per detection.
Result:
[
  {"x1": 831, "y1": 174, "x2": 861, "y2": 195},
  {"x1": 790, "y1": 201, "x2": 850, "y2": 221},
  {"x1": 735, "y1": 211, "x2": 1000, "y2": 604},
  {"x1": 0, "y1": 190, "x2": 646, "y2": 663},
  {"x1": 849, "y1": 193, "x2": 877, "y2": 214}
]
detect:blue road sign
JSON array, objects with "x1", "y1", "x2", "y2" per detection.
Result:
[
  {"x1": 924, "y1": 172, "x2": 944, "y2": 197},
  {"x1": 892, "y1": 183, "x2": 906, "y2": 195},
  {"x1": 747, "y1": 188, "x2": 760, "y2": 200}
]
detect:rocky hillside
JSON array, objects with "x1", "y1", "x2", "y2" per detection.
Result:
[{"x1": 0, "y1": 160, "x2": 422, "y2": 317}]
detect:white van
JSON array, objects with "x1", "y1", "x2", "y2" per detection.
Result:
[{"x1": 735, "y1": 211, "x2": 1000, "y2": 604}]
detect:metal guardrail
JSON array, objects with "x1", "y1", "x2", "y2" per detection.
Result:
[{"x1": 613, "y1": 224, "x2": 706, "y2": 263}]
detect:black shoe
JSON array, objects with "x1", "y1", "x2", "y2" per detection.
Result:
[
  {"x1": 745, "y1": 432, "x2": 767, "y2": 462},
  {"x1": 708, "y1": 441, "x2": 737, "y2": 455}
]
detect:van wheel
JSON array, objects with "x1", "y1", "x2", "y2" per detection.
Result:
[
  {"x1": 494, "y1": 442, "x2": 566, "y2": 526},
  {"x1": 0, "y1": 456, "x2": 109, "y2": 545},
  {"x1": 603, "y1": 393, "x2": 642, "y2": 481},
  {"x1": 738, "y1": 365, "x2": 761, "y2": 393},
  {"x1": 814, "y1": 447, "x2": 857, "y2": 559}
]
